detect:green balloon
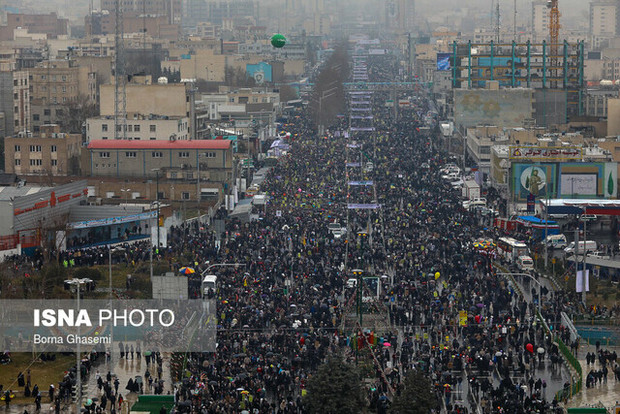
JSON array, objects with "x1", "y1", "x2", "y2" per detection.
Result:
[{"x1": 271, "y1": 34, "x2": 286, "y2": 48}]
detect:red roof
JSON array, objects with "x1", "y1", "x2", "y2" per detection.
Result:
[{"x1": 88, "y1": 139, "x2": 231, "y2": 150}]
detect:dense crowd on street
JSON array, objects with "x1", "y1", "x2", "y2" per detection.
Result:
[{"x1": 2, "y1": 51, "x2": 599, "y2": 414}]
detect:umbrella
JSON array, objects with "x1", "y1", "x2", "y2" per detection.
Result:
[
  {"x1": 240, "y1": 390, "x2": 250, "y2": 395},
  {"x1": 236, "y1": 388, "x2": 245, "y2": 391},
  {"x1": 144, "y1": 351, "x2": 152, "y2": 357},
  {"x1": 537, "y1": 347, "x2": 545, "y2": 354},
  {"x1": 179, "y1": 267, "x2": 195, "y2": 275},
  {"x1": 383, "y1": 342, "x2": 392, "y2": 347}
]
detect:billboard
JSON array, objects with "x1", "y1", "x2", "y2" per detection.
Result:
[
  {"x1": 246, "y1": 62, "x2": 272, "y2": 83},
  {"x1": 558, "y1": 162, "x2": 617, "y2": 198},
  {"x1": 508, "y1": 146, "x2": 583, "y2": 161},
  {"x1": 437, "y1": 53, "x2": 451, "y2": 71},
  {"x1": 511, "y1": 163, "x2": 558, "y2": 202},
  {"x1": 454, "y1": 89, "x2": 533, "y2": 128},
  {"x1": 511, "y1": 162, "x2": 618, "y2": 202}
]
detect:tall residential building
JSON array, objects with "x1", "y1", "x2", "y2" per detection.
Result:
[
  {"x1": 29, "y1": 60, "x2": 97, "y2": 133},
  {"x1": 0, "y1": 13, "x2": 69, "y2": 41},
  {"x1": 589, "y1": 1, "x2": 618, "y2": 49},
  {"x1": 532, "y1": 1, "x2": 549, "y2": 42},
  {"x1": 100, "y1": 0, "x2": 182, "y2": 25},
  {"x1": 0, "y1": 61, "x2": 30, "y2": 137},
  {"x1": 385, "y1": 0, "x2": 415, "y2": 33},
  {"x1": 204, "y1": 0, "x2": 258, "y2": 26}
]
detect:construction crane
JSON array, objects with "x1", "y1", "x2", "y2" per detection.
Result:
[
  {"x1": 548, "y1": 0, "x2": 560, "y2": 55},
  {"x1": 547, "y1": 0, "x2": 560, "y2": 87}
]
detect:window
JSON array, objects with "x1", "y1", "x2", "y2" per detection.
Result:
[
  {"x1": 13, "y1": 93, "x2": 18, "y2": 99},
  {"x1": 206, "y1": 152, "x2": 216, "y2": 158},
  {"x1": 150, "y1": 137, "x2": 156, "y2": 140},
  {"x1": 14, "y1": 145, "x2": 20, "y2": 152},
  {"x1": 126, "y1": 152, "x2": 137, "y2": 158},
  {"x1": 51, "y1": 159, "x2": 58, "y2": 166},
  {"x1": 150, "y1": 125, "x2": 156, "y2": 132},
  {"x1": 33, "y1": 114, "x2": 39, "y2": 121},
  {"x1": 152, "y1": 151, "x2": 163, "y2": 158},
  {"x1": 179, "y1": 151, "x2": 189, "y2": 158},
  {"x1": 134, "y1": 125, "x2": 140, "y2": 132},
  {"x1": 44, "y1": 109, "x2": 50, "y2": 116},
  {"x1": 102, "y1": 137, "x2": 108, "y2": 140},
  {"x1": 41, "y1": 75, "x2": 46, "y2": 80},
  {"x1": 100, "y1": 152, "x2": 110, "y2": 158},
  {"x1": 29, "y1": 145, "x2": 42, "y2": 152},
  {"x1": 182, "y1": 192, "x2": 190, "y2": 200},
  {"x1": 15, "y1": 159, "x2": 20, "y2": 166},
  {"x1": 102, "y1": 124, "x2": 108, "y2": 132},
  {"x1": 51, "y1": 145, "x2": 57, "y2": 152},
  {"x1": 56, "y1": 109, "x2": 63, "y2": 116},
  {"x1": 29, "y1": 159, "x2": 42, "y2": 166},
  {"x1": 128, "y1": 125, "x2": 133, "y2": 132}
]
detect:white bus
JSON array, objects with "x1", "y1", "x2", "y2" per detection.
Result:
[{"x1": 496, "y1": 237, "x2": 529, "y2": 262}]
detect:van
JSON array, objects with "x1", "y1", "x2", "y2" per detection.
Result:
[
  {"x1": 202, "y1": 275, "x2": 217, "y2": 297},
  {"x1": 517, "y1": 255, "x2": 534, "y2": 271},
  {"x1": 544, "y1": 234, "x2": 567, "y2": 249},
  {"x1": 564, "y1": 240, "x2": 598, "y2": 255}
]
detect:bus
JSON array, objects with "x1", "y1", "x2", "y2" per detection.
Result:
[{"x1": 496, "y1": 237, "x2": 529, "y2": 262}]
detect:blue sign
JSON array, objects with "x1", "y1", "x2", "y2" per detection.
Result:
[
  {"x1": 246, "y1": 62, "x2": 273, "y2": 83},
  {"x1": 437, "y1": 53, "x2": 451, "y2": 71}
]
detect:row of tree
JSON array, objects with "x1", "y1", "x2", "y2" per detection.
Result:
[{"x1": 304, "y1": 356, "x2": 438, "y2": 413}]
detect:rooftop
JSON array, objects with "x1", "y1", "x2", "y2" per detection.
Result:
[{"x1": 87, "y1": 139, "x2": 232, "y2": 150}]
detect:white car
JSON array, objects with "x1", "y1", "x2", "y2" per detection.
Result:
[
  {"x1": 442, "y1": 172, "x2": 461, "y2": 181},
  {"x1": 588, "y1": 251, "x2": 611, "y2": 260},
  {"x1": 328, "y1": 222, "x2": 347, "y2": 238}
]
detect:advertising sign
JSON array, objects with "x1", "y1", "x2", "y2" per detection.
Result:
[{"x1": 508, "y1": 146, "x2": 583, "y2": 161}]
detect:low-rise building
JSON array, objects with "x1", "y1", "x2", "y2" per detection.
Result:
[
  {"x1": 85, "y1": 139, "x2": 233, "y2": 186},
  {"x1": 86, "y1": 115, "x2": 190, "y2": 141},
  {"x1": 4, "y1": 124, "x2": 82, "y2": 176}
]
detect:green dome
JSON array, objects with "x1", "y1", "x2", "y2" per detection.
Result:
[{"x1": 270, "y1": 34, "x2": 286, "y2": 48}]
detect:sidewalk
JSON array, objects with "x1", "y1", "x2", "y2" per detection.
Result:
[
  {"x1": 566, "y1": 343, "x2": 620, "y2": 411},
  {"x1": 2, "y1": 349, "x2": 172, "y2": 414}
]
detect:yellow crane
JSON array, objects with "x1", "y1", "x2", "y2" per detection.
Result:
[
  {"x1": 547, "y1": 0, "x2": 560, "y2": 86},
  {"x1": 548, "y1": 0, "x2": 560, "y2": 55}
]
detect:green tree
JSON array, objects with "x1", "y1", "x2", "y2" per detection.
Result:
[
  {"x1": 304, "y1": 356, "x2": 366, "y2": 414},
  {"x1": 390, "y1": 370, "x2": 438, "y2": 414}
]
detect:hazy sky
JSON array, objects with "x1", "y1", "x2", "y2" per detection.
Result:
[{"x1": 7, "y1": 0, "x2": 590, "y2": 32}]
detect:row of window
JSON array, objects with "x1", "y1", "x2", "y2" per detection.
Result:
[
  {"x1": 15, "y1": 159, "x2": 58, "y2": 166},
  {"x1": 102, "y1": 124, "x2": 157, "y2": 132},
  {"x1": 98, "y1": 151, "x2": 217, "y2": 158},
  {"x1": 14, "y1": 145, "x2": 58, "y2": 152}
]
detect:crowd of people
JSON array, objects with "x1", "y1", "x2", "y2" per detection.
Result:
[{"x1": 2, "y1": 49, "x2": 599, "y2": 414}]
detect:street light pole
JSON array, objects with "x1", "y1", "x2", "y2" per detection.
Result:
[{"x1": 156, "y1": 171, "x2": 160, "y2": 250}]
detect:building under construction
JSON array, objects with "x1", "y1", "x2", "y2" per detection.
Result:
[{"x1": 448, "y1": 40, "x2": 585, "y2": 126}]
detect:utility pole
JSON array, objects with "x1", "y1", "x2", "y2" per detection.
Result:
[{"x1": 156, "y1": 170, "x2": 160, "y2": 250}]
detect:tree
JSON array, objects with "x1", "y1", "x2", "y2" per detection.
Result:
[
  {"x1": 390, "y1": 370, "x2": 438, "y2": 414},
  {"x1": 304, "y1": 356, "x2": 366, "y2": 414},
  {"x1": 57, "y1": 94, "x2": 99, "y2": 134}
]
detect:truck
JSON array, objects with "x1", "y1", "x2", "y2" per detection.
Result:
[{"x1": 462, "y1": 179, "x2": 481, "y2": 201}]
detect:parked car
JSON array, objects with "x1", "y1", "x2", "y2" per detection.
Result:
[
  {"x1": 579, "y1": 214, "x2": 597, "y2": 222},
  {"x1": 587, "y1": 251, "x2": 611, "y2": 260}
]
